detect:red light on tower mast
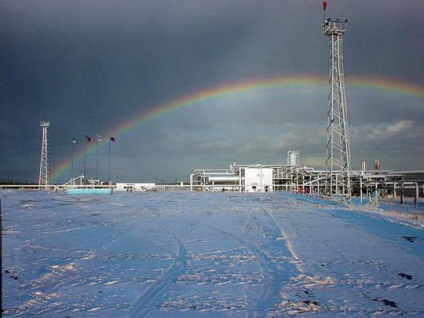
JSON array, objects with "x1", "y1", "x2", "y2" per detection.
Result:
[{"x1": 322, "y1": 1, "x2": 327, "y2": 22}]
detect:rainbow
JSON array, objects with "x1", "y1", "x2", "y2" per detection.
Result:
[{"x1": 51, "y1": 74, "x2": 424, "y2": 182}]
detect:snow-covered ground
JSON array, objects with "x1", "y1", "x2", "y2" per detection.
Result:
[{"x1": 2, "y1": 190, "x2": 424, "y2": 317}]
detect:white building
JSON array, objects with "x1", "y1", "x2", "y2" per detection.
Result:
[
  {"x1": 244, "y1": 167, "x2": 273, "y2": 192},
  {"x1": 115, "y1": 183, "x2": 156, "y2": 192}
]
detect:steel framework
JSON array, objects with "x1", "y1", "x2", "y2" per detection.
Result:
[
  {"x1": 323, "y1": 18, "x2": 351, "y2": 197},
  {"x1": 39, "y1": 121, "x2": 50, "y2": 188}
]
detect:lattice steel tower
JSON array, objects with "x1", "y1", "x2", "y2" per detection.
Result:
[
  {"x1": 323, "y1": 18, "x2": 351, "y2": 197},
  {"x1": 39, "y1": 121, "x2": 50, "y2": 188}
]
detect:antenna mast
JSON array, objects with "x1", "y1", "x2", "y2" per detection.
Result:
[
  {"x1": 39, "y1": 121, "x2": 50, "y2": 188},
  {"x1": 323, "y1": 12, "x2": 352, "y2": 197}
]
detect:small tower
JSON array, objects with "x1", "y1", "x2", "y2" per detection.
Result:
[
  {"x1": 287, "y1": 150, "x2": 300, "y2": 166},
  {"x1": 323, "y1": 18, "x2": 352, "y2": 197},
  {"x1": 39, "y1": 121, "x2": 50, "y2": 188}
]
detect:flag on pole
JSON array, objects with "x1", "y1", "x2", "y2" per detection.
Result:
[
  {"x1": 85, "y1": 135, "x2": 91, "y2": 142},
  {"x1": 97, "y1": 135, "x2": 102, "y2": 142},
  {"x1": 110, "y1": 136, "x2": 116, "y2": 142},
  {"x1": 323, "y1": 1, "x2": 327, "y2": 11},
  {"x1": 72, "y1": 138, "x2": 77, "y2": 144}
]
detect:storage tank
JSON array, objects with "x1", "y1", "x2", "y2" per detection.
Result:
[
  {"x1": 287, "y1": 150, "x2": 299, "y2": 166},
  {"x1": 207, "y1": 175, "x2": 239, "y2": 183}
]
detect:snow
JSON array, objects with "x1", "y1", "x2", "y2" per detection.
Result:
[{"x1": 2, "y1": 190, "x2": 424, "y2": 317}]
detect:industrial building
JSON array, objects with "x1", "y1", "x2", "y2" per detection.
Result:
[{"x1": 189, "y1": 151, "x2": 424, "y2": 201}]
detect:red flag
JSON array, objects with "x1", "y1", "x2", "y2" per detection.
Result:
[
  {"x1": 110, "y1": 136, "x2": 116, "y2": 142},
  {"x1": 323, "y1": 1, "x2": 327, "y2": 11},
  {"x1": 85, "y1": 135, "x2": 91, "y2": 142}
]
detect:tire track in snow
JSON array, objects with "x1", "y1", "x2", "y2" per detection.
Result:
[
  {"x1": 212, "y1": 206, "x2": 300, "y2": 317},
  {"x1": 267, "y1": 197, "x2": 424, "y2": 316},
  {"x1": 250, "y1": 207, "x2": 300, "y2": 317},
  {"x1": 265, "y1": 206, "x2": 304, "y2": 273},
  {"x1": 128, "y1": 235, "x2": 187, "y2": 318}
]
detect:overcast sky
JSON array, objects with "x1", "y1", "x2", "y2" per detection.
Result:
[{"x1": 1, "y1": 0, "x2": 423, "y2": 183}]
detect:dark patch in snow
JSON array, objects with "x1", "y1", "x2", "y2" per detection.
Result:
[
  {"x1": 402, "y1": 236, "x2": 417, "y2": 243},
  {"x1": 302, "y1": 300, "x2": 319, "y2": 306},
  {"x1": 20, "y1": 199, "x2": 37, "y2": 204},
  {"x1": 4, "y1": 269, "x2": 19, "y2": 280},
  {"x1": 373, "y1": 297, "x2": 398, "y2": 308},
  {"x1": 398, "y1": 272, "x2": 413, "y2": 280}
]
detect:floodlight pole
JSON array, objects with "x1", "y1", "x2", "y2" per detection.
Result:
[{"x1": 39, "y1": 121, "x2": 50, "y2": 189}]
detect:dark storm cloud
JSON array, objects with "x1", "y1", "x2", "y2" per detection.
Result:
[{"x1": 1, "y1": 0, "x2": 423, "y2": 182}]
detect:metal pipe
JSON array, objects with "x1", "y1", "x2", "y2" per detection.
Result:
[
  {"x1": 415, "y1": 183, "x2": 419, "y2": 207},
  {"x1": 239, "y1": 167, "x2": 242, "y2": 192},
  {"x1": 190, "y1": 174, "x2": 193, "y2": 191}
]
